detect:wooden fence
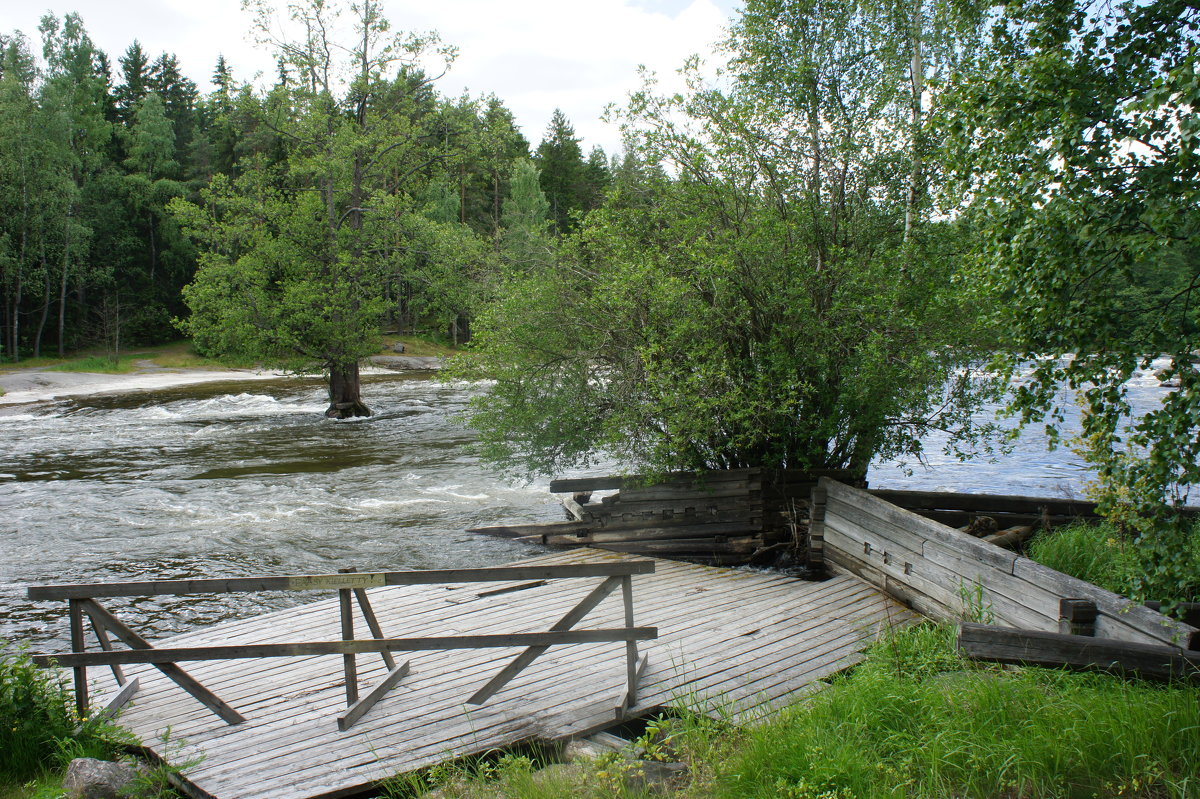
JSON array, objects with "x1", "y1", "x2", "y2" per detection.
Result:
[
  {"x1": 811, "y1": 478, "x2": 1199, "y2": 651},
  {"x1": 28, "y1": 561, "x2": 657, "y2": 731}
]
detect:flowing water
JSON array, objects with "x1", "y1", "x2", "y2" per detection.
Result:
[
  {"x1": 0, "y1": 367, "x2": 1173, "y2": 650},
  {"x1": 1, "y1": 374, "x2": 562, "y2": 650}
]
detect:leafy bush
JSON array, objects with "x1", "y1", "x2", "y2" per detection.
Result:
[{"x1": 0, "y1": 643, "x2": 126, "y2": 783}]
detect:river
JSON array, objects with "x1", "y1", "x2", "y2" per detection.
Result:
[{"x1": 0, "y1": 369, "x2": 1166, "y2": 650}]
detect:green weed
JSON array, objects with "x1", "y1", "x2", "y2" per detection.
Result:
[{"x1": 0, "y1": 643, "x2": 130, "y2": 785}]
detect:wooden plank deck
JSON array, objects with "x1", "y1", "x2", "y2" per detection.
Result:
[{"x1": 88, "y1": 549, "x2": 918, "y2": 799}]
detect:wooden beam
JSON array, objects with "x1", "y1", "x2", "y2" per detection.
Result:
[
  {"x1": 1059, "y1": 599, "x2": 1098, "y2": 637},
  {"x1": 1143, "y1": 601, "x2": 1200, "y2": 630},
  {"x1": 549, "y1": 469, "x2": 761, "y2": 494},
  {"x1": 87, "y1": 610, "x2": 126, "y2": 687},
  {"x1": 336, "y1": 660, "x2": 410, "y2": 732},
  {"x1": 957, "y1": 622, "x2": 1200, "y2": 682},
  {"x1": 27, "y1": 562, "x2": 657, "y2": 600},
  {"x1": 868, "y1": 489, "x2": 1101, "y2": 517},
  {"x1": 467, "y1": 576, "x2": 624, "y2": 705},
  {"x1": 93, "y1": 677, "x2": 139, "y2": 723},
  {"x1": 76, "y1": 600, "x2": 245, "y2": 725},
  {"x1": 621, "y1": 575, "x2": 639, "y2": 709},
  {"x1": 32, "y1": 628, "x2": 660, "y2": 668},
  {"x1": 68, "y1": 599, "x2": 87, "y2": 717}
]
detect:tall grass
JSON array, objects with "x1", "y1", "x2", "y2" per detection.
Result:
[
  {"x1": 707, "y1": 624, "x2": 1200, "y2": 799},
  {"x1": 1029, "y1": 521, "x2": 1200, "y2": 602}
]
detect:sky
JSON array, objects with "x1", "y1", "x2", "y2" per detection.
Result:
[{"x1": 2, "y1": 0, "x2": 743, "y2": 156}]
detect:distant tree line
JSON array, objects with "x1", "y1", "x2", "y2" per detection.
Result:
[{"x1": 0, "y1": 9, "x2": 613, "y2": 366}]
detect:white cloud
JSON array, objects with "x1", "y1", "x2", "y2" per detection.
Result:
[{"x1": 2, "y1": 0, "x2": 739, "y2": 155}]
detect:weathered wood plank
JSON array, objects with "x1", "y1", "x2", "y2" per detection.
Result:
[
  {"x1": 94, "y1": 676, "x2": 139, "y2": 723},
  {"x1": 28, "y1": 562, "x2": 657, "y2": 600},
  {"x1": 958, "y1": 622, "x2": 1200, "y2": 682},
  {"x1": 538, "y1": 522, "x2": 760, "y2": 547},
  {"x1": 79, "y1": 550, "x2": 902, "y2": 799},
  {"x1": 1011, "y1": 557, "x2": 1200, "y2": 649},
  {"x1": 869, "y1": 489, "x2": 1101, "y2": 517},
  {"x1": 549, "y1": 469, "x2": 760, "y2": 493},
  {"x1": 35, "y1": 628, "x2": 659, "y2": 668}
]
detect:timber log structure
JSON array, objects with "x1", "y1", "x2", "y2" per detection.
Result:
[{"x1": 470, "y1": 468, "x2": 863, "y2": 565}]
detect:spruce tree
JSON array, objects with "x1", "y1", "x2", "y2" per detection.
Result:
[{"x1": 533, "y1": 109, "x2": 586, "y2": 234}]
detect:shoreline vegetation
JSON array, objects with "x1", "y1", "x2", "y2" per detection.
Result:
[{"x1": 0, "y1": 337, "x2": 452, "y2": 406}]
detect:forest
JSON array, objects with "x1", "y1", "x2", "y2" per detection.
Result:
[
  {"x1": 1, "y1": 0, "x2": 1198, "y2": 588},
  {"x1": 0, "y1": 6, "x2": 608, "y2": 371}
]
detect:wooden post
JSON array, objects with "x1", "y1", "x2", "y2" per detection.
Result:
[
  {"x1": 342, "y1": 567, "x2": 396, "y2": 670},
  {"x1": 339, "y1": 569, "x2": 358, "y2": 706},
  {"x1": 808, "y1": 484, "x2": 828, "y2": 569},
  {"x1": 1059, "y1": 598, "x2": 1098, "y2": 636},
  {"x1": 68, "y1": 599, "x2": 88, "y2": 717},
  {"x1": 621, "y1": 575, "x2": 638, "y2": 707}
]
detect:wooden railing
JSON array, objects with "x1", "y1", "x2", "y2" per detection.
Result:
[{"x1": 28, "y1": 561, "x2": 657, "y2": 731}]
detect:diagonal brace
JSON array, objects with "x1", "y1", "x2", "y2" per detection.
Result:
[
  {"x1": 467, "y1": 575, "x2": 622, "y2": 705},
  {"x1": 80, "y1": 600, "x2": 245, "y2": 725}
]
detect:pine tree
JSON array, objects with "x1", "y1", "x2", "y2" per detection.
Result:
[
  {"x1": 114, "y1": 41, "x2": 149, "y2": 127},
  {"x1": 533, "y1": 109, "x2": 586, "y2": 234}
]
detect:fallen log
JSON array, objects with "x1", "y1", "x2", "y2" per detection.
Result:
[
  {"x1": 957, "y1": 622, "x2": 1200, "y2": 682},
  {"x1": 981, "y1": 524, "x2": 1037, "y2": 550}
]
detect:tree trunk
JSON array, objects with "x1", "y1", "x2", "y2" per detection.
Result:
[
  {"x1": 33, "y1": 268, "x2": 50, "y2": 359},
  {"x1": 326, "y1": 361, "x2": 372, "y2": 418},
  {"x1": 58, "y1": 220, "x2": 70, "y2": 358},
  {"x1": 904, "y1": 0, "x2": 924, "y2": 244}
]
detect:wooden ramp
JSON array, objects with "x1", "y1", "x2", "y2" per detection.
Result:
[{"x1": 90, "y1": 550, "x2": 917, "y2": 799}]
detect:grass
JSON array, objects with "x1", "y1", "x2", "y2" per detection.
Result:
[
  {"x1": 1028, "y1": 521, "x2": 1200, "y2": 603},
  {"x1": 1, "y1": 335, "x2": 455, "y2": 375},
  {"x1": 380, "y1": 334, "x2": 458, "y2": 358},
  {"x1": 703, "y1": 624, "x2": 1200, "y2": 799}
]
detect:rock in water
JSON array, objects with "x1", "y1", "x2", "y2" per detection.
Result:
[{"x1": 64, "y1": 758, "x2": 138, "y2": 799}]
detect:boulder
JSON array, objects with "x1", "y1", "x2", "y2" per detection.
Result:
[
  {"x1": 391, "y1": 342, "x2": 406, "y2": 353},
  {"x1": 367, "y1": 355, "x2": 443, "y2": 371},
  {"x1": 64, "y1": 758, "x2": 138, "y2": 799}
]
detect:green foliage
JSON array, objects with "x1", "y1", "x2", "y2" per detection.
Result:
[
  {"x1": 710, "y1": 624, "x2": 1200, "y2": 799},
  {"x1": 455, "y1": 0, "x2": 1002, "y2": 477},
  {"x1": 941, "y1": 0, "x2": 1200, "y2": 589},
  {"x1": 534, "y1": 109, "x2": 588, "y2": 235},
  {"x1": 0, "y1": 644, "x2": 127, "y2": 783},
  {"x1": 1029, "y1": 522, "x2": 1200, "y2": 603}
]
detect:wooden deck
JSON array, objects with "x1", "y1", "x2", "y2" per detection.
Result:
[{"x1": 89, "y1": 549, "x2": 917, "y2": 799}]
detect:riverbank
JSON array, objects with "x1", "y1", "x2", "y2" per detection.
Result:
[
  {"x1": 0, "y1": 364, "x2": 289, "y2": 406},
  {"x1": 0, "y1": 338, "x2": 446, "y2": 407}
]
